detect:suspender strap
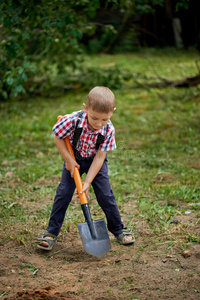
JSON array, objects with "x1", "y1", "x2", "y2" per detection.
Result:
[
  {"x1": 73, "y1": 110, "x2": 108, "y2": 150},
  {"x1": 96, "y1": 133, "x2": 105, "y2": 151},
  {"x1": 73, "y1": 110, "x2": 83, "y2": 149}
]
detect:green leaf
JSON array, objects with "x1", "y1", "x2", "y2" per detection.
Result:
[
  {"x1": 13, "y1": 85, "x2": 26, "y2": 97},
  {"x1": 17, "y1": 67, "x2": 24, "y2": 75},
  {"x1": 6, "y1": 77, "x2": 14, "y2": 86},
  {"x1": 72, "y1": 29, "x2": 82, "y2": 39}
]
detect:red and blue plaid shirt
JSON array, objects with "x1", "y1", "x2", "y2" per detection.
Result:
[{"x1": 53, "y1": 110, "x2": 116, "y2": 157}]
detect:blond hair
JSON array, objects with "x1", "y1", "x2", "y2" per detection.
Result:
[{"x1": 86, "y1": 86, "x2": 115, "y2": 113}]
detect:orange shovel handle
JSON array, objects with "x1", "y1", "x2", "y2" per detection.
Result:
[{"x1": 57, "y1": 116, "x2": 87, "y2": 205}]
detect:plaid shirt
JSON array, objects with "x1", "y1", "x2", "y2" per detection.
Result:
[{"x1": 53, "y1": 110, "x2": 116, "y2": 157}]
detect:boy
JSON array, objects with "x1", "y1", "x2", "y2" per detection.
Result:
[{"x1": 38, "y1": 86, "x2": 134, "y2": 250}]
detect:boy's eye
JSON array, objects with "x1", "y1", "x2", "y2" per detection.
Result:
[{"x1": 91, "y1": 116, "x2": 109, "y2": 122}]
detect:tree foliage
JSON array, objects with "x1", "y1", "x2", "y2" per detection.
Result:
[
  {"x1": 1, "y1": 0, "x2": 103, "y2": 99},
  {"x1": 0, "y1": 0, "x2": 192, "y2": 100}
]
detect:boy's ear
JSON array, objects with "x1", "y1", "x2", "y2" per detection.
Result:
[
  {"x1": 83, "y1": 103, "x2": 87, "y2": 113},
  {"x1": 114, "y1": 107, "x2": 116, "y2": 111}
]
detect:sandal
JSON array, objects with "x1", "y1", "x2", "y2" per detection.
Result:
[
  {"x1": 115, "y1": 227, "x2": 135, "y2": 245},
  {"x1": 37, "y1": 232, "x2": 57, "y2": 251}
]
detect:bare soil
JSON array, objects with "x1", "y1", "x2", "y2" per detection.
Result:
[
  {"x1": 1, "y1": 222, "x2": 200, "y2": 299},
  {"x1": 1, "y1": 177, "x2": 200, "y2": 300}
]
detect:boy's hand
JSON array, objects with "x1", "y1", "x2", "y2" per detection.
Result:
[
  {"x1": 65, "y1": 157, "x2": 80, "y2": 178},
  {"x1": 54, "y1": 135, "x2": 80, "y2": 177},
  {"x1": 80, "y1": 181, "x2": 90, "y2": 196}
]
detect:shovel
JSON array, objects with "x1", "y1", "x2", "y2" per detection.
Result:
[{"x1": 57, "y1": 116, "x2": 111, "y2": 258}]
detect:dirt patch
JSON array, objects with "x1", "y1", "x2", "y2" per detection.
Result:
[
  {"x1": 7, "y1": 286, "x2": 76, "y2": 300},
  {"x1": 188, "y1": 162, "x2": 200, "y2": 170},
  {"x1": 154, "y1": 173, "x2": 174, "y2": 184},
  {"x1": 1, "y1": 223, "x2": 200, "y2": 300},
  {"x1": 1, "y1": 178, "x2": 200, "y2": 299}
]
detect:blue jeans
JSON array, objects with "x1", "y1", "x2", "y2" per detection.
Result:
[{"x1": 46, "y1": 156, "x2": 123, "y2": 236}]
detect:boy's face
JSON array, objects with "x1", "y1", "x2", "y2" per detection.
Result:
[{"x1": 83, "y1": 104, "x2": 114, "y2": 131}]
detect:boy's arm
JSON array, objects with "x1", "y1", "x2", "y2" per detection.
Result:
[
  {"x1": 80, "y1": 150, "x2": 107, "y2": 195},
  {"x1": 54, "y1": 135, "x2": 80, "y2": 177}
]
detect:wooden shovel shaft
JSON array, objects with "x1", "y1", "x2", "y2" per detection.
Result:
[{"x1": 57, "y1": 115, "x2": 87, "y2": 205}]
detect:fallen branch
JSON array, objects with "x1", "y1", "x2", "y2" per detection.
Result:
[{"x1": 141, "y1": 74, "x2": 200, "y2": 88}]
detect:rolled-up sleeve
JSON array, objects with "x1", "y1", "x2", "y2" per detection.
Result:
[{"x1": 52, "y1": 112, "x2": 78, "y2": 139}]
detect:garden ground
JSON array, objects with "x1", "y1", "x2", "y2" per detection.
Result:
[{"x1": 1, "y1": 175, "x2": 200, "y2": 299}]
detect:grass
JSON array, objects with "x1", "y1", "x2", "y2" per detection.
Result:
[{"x1": 0, "y1": 48, "x2": 200, "y2": 250}]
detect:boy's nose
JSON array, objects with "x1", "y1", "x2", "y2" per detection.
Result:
[{"x1": 97, "y1": 122, "x2": 102, "y2": 128}]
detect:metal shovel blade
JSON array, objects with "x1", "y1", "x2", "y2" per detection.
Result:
[{"x1": 77, "y1": 219, "x2": 111, "y2": 258}]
